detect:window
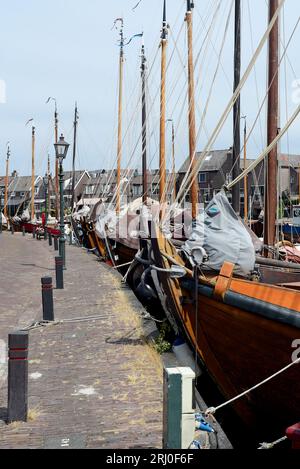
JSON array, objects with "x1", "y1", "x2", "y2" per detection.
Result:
[
  {"x1": 133, "y1": 185, "x2": 142, "y2": 196},
  {"x1": 199, "y1": 173, "x2": 207, "y2": 183},
  {"x1": 85, "y1": 185, "x2": 95, "y2": 195},
  {"x1": 152, "y1": 185, "x2": 159, "y2": 195},
  {"x1": 225, "y1": 173, "x2": 232, "y2": 184}
]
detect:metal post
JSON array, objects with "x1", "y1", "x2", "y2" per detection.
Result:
[
  {"x1": 54, "y1": 235, "x2": 58, "y2": 251},
  {"x1": 41, "y1": 277, "x2": 54, "y2": 321},
  {"x1": 7, "y1": 331, "x2": 29, "y2": 423},
  {"x1": 22, "y1": 226, "x2": 26, "y2": 237},
  {"x1": 55, "y1": 256, "x2": 64, "y2": 289},
  {"x1": 59, "y1": 161, "x2": 66, "y2": 267},
  {"x1": 33, "y1": 227, "x2": 36, "y2": 239},
  {"x1": 163, "y1": 367, "x2": 196, "y2": 449},
  {"x1": 11, "y1": 224, "x2": 14, "y2": 235},
  {"x1": 48, "y1": 233, "x2": 52, "y2": 247}
]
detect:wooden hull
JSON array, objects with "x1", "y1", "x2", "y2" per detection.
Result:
[{"x1": 151, "y1": 225, "x2": 300, "y2": 432}]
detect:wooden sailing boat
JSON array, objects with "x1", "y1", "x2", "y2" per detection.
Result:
[{"x1": 148, "y1": 0, "x2": 300, "y2": 433}]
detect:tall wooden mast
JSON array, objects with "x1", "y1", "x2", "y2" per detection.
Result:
[
  {"x1": 232, "y1": 0, "x2": 241, "y2": 214},
  {"x1": 242, "y1": 117, "x2": 248, "y2": 222},
  {"x1": 54, "y1": 102, "x2": 59, "y2": 217},
  {"x1": 47, "y1": 154, "x2": 51, "y2": 216},
  {"x1": 186, "y1": 0, "x2": 198, "y2": 222},
  {"x1": 116, "y1": 19, "x2": 124, "y2": 215},
  {"x1": 159, "y1": 0, "x2": 168, "y2": 219},
  {"x1": 167, "y1": 119, "x2": 176, "y2": 202},
  {"x1": 71, "y1": 103, "x2": 79, "y2": 212},
  {"x1": 31, "y1": 126, "x2": 36, "y2": 220},
  {"x1": 141, "y1": 39, "x2": 148, "y2": 204},
  {"x1": 171, "y1": 120, "x2": 176, "y2": 202},
  {"x1": 4, "y1": 145, "x2": 10, "y2": 220},
  {"x1": 264, "y1": 0, "x2": 279, "y2": 250}
]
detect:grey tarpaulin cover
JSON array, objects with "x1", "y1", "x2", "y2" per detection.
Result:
[{"x1": 182, "y1": 191, "x2": 255, "y2": 276}]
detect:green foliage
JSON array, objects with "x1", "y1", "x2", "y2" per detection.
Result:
[{"x1": 153, "y1": 322, "x2": 172, "y2": 355}]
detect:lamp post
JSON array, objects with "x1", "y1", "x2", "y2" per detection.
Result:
[
  {"x1": 43, "y1": 174, "x2": 48, "y2": 240},
  {"x1": 54, "y1": 134, "x2": 70, "y2": 267}
]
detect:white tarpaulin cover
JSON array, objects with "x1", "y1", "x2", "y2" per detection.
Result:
[{"x1": 182, "y1": 191, "x2": 255, "y2": 276}]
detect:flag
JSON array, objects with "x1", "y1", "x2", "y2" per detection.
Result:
[
  {"x1": 132, "y1": 0, "x2": 143, "y2": 10},
  {"x1": 124, "y1": 32, "x2": 143, "y2": 46}
]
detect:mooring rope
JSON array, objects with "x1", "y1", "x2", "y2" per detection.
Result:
[{"x1": 205, "y1": 357, "x2": 300, "y2": 417}]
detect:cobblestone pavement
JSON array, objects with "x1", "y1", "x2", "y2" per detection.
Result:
[{"x1": 0, "y1": 232, "x2": 163, "y2": 449}]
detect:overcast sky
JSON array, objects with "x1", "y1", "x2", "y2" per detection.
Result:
[{"x1": 1, "y1": 0, "x2": 300, "y2": 177}]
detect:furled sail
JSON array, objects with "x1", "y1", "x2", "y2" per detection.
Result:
[{"x1": 182, "y1": 191, "x2": 255, "y2": 276}]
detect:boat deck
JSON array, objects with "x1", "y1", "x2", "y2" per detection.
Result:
[{"x1": 0, "y1": 232, "x2": 163, "y2": 449}]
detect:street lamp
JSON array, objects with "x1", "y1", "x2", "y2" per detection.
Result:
[
  {"x1": 43, "y1": 174, "x2": 48, "y2": 240},
  {"x1": 54, "y1": 133, "x2": 70, "y2": 267}
]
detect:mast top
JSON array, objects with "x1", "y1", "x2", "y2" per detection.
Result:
[
  {"x1": 161, "y1": 0, "x2": 168, "y2": 40},
  {"x1": 6, "y1": 144, "x2": 10, "y2": 159},
  {"x1": 187, "y1": 0, "x2": 195, "y2": 13},
  {"x1": 118, "y1": 18, "x2": 124, "y2": 57}
]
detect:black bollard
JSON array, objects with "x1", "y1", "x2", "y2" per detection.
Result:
[
  {"x1": 54, "y1": 236, "x2": 58, "y2": 251},
  {"x1": 7, "y1": 331, "x2": 29, "y2": 423},
  {"x1": 48, "y1": 233, "x2": 52, "y2": 247},
  {"x1": 55, "y1": 256, "x2": 64, "y2": 289},
  {"x1": 33, "y1": 227, "x2": 36, "y2": 239},
  {"x1": 44, "y1": 228, "x2": 48, "y2": 241},
  {"x1": 22, "y1": 226, "x2": 26, "y2": 237},
  {"x1": 41, "y1": 277, "x2": 54, "y2": 321},
  {"x1": 11, "y1": 224, "x2": 14, "y2": 235}
]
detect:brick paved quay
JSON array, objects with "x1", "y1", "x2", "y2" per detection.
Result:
[{"x1": 0, "y1": 232, "x2": 163, "y2": 449}]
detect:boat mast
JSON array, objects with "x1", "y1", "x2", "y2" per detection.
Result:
[
  {"x1": 186, "y1": 0, "x2": 198, "y2": 223},
  {"x1": 159, "y1": 0, "x2": 168, "y2": 219},
  {"x1": 31, "y1": 126, "x2": 35, "y2": 220},
  {"x1": 242, "y1": 117, "x2": 248, "y2": 222},
  {"x1": 232, "y1": 0, "x2": 241, "y2": 214},
  {"x1": 264, "y1": 0, "x2": 279, "y2": 251},
  {"x1": 4, "y1": 145, "x2": 10, "y2": 221},
  {"x1": 171, "y1": 120, "x2": 176, "y2": 202},
  {"x1": 71, "y1": 103, "x2": 79, "y2": 212},
  {"x1": 48, "y1": 154, "x2": 51, "y2": 216},
  {"x1": 116, "y1": 19, "x2": 124, "y2": 215},
  {"x1": 54, "y1": 102, "x2": 59, "y2": 219},
  {"x1": 141, "y1": 38, "x2": 148, "y2": 205}
]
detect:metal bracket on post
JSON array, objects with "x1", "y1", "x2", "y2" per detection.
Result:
[
  {"x1": 163, "y1": 367, "x2": 196, "y2": 449},
  {"x1": 7, "y1": 331, "x2": 29, "y2": 423},
  {"x1": 41, "y1": 277, "x2": 54, "y2": 321}
]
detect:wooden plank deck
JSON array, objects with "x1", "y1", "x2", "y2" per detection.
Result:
[{"x1": 0, "y1": 232, "x2": 163, "y2": 449}]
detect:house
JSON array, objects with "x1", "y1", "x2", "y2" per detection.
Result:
[
  {"x1": 81, "y1": 169, "x2": 136, "y2": 206},
  {"x1": 178, "y1": 149, "x2": 300, "y2": 218},
  {"x1": 51, "y1": 170, "x2": 90, "y2": 211},
  {"x1": 0, "y1": 174, "x2": 44, "y2": 218},
  {"x1": 177, "y1": 148, "x2": 234, "y2": 205},
  {"x1": 130, "y1": 170, "x2": 176, "y2": 202}
]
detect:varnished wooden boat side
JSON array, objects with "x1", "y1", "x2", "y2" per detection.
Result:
[{"x1": 151, "y1": 224, "x2": 300, "y2": 430}]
